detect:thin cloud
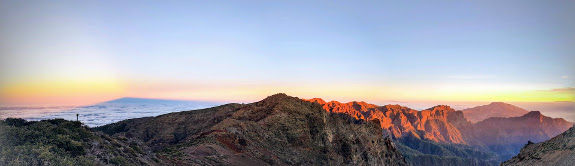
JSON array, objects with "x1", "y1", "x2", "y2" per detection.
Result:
[
  {"x1": 446, "y1": 75, "x2": 494, "y2": 80},
  {"x1": 541, "y1": 87, "x2": 575, "y2": 92}
]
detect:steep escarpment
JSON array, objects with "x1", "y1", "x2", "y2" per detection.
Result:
[
  {"x1": 462, "y1": 102, "x2": 530, "y2": 123},
  {"x1": 306, "y1": 99, "x2": 499, "y2": 165},
  {"x1": 306, "y1": 99, "x2": 466, "y2": 144},
  {"x1": 306, "y1": 98, "x2": 574, "y2": 165},
  {"x1": 97, "y1": 94, "x2": 409, "y2": 165},
  {"x1": 502, "y1": 125, "x2": 575, "y2": 166}
]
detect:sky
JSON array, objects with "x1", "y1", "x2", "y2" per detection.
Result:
[{"x1": 1, "y1": 0, "x2": 574, "y2": 105}]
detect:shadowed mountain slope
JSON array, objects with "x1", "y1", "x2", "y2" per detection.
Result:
[
  {"x1": 474, "y1": 111, "x2": 573, "y2": 161},
  {"x1": 96, "y1": 94, "x2": 409, "y2": 165},
  {"x1": 502, "y1": 125, "x2": 575, "y2": 166},
  {"x1": 462, "y1": 102, "x2": 530, "y2": 123}
]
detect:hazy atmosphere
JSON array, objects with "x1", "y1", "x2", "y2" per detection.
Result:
[{"x1": 1, "y1": 0, "x2": 574, "y2": 106}]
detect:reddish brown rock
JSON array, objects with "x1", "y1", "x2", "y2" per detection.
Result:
[
  {"x1": 97, "y1": 94, "x2": 409, "y2": 166},
  {"x1": 305, "y1": 99, "x2": 467, "y2": 144}
]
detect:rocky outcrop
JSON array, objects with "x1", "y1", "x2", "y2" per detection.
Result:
[
  {"x1": 97, "y1": 94, "x2": 409, "y2": 166},
  {"x1": 305, "y1": 99, "x2": 498, "y2": 166},
  {"x1": 306, "y1": 98, "x2": 574, "y2": 165},
  {"x1": 305, "y1": 99, "x2": 467, "y2": 144},
  {"x1": 502, "y1": 125, "x2": 575, "y2": 166},
  {"x1": 462, "y1": 102, "x2": 529, "y2": 123}
]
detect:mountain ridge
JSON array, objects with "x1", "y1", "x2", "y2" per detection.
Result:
[
  {"x1": 305, "y1": 98, "x2": 467, "y2": 144},
  {"x1": 95, "y1": 93, "x2": 410, "y2": 165},
  {"x1": 4, "y1": 94, "x2": 572, "y2": 166},
  {"x1": 462, "y1": 102, "x2": 530, "y2": 123},
  {"x1": 305, "y1": 97, "x2": 573, "y2": 164}
]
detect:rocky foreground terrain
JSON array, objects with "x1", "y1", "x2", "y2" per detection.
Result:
[
  {"x1": 0, "y1": 118, "x2": 160, "y2": 165},
  {"x1": 1, "y1": 93, "x2": 572, "y2": 166},
  {"x1": 96, "y1": 93, "x2": 409, "y2": 165},
  {"x1": 502, "y1": 124, "x2": 575, "y2": 166}
]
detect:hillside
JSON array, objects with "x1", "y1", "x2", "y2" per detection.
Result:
[
  {"x1": 502, "y1": 124, "x2": 575, "y2": 166},
  {"x1": 462, "y1": 102, "x2": 530, "y2": 123},
  {"x1": 0, "y1": 118, "x2": 161, "y2": 166},
  {"x1": 96, "y1": 93, "x2": 409, "y2": 165}
]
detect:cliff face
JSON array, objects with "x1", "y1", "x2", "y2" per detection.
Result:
[
  {"x1": 305, "y1": 99, "x2": 499, "y2": 166},
  {"x1": 502, "y1": 125, "x2": 575, "y2": 166},
  {"x1": 306, "y1": 98, "x2": 574, "y2": 165},
  {"x1": 97, "y1": 94, "x2": 409, "y2": 166},
  {"x1": 305, "y1": 99, "x2": 466, "y2": 144},
  {"x1": 462, "y1": 102, "x2": 530, "y2": 123}
]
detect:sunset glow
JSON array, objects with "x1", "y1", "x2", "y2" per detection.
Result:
[{"x1": 1, "y1": 1, "x2": 574, "y2": 105}]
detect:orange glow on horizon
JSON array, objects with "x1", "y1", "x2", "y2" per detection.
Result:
[
  {"x1": 0, "y1": 79, "x2": 125, "y2": 105},
  {"x1": 1, "y1": 79, "x2": 573, "y2": 105}
]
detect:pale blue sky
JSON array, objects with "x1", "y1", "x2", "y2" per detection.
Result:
[{"x1": 0, "y1": 0, "x2": 574, "y2": 104}]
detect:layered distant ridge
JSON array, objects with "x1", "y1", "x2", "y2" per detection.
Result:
[
  {"x1": 474, "y1": 111, "x2": 573, "y2": 161},
  {"x1": 462, "y1": 102, "x2": 530, "y2": 123}
]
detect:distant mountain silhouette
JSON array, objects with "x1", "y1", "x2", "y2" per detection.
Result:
[
  {"x1": 473, "y1": 111, "x2": 573, "y2": 161},
  {"x1": 462, "y1": 102, "x2": 530, "y2": 123},
  {"x1": 104, "y1": 97, "x2": 217, "y2": 105}
]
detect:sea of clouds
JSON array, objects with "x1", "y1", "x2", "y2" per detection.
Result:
[{"x1": 0, "y1": 100, "x2": 220, "y2": 127}]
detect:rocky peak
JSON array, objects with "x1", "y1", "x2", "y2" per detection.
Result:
[
  {"x1": 426, "y1": 105, "x2": 455, "y2": 112},
  {"x1": 305, "y1": 98, "x2": 326, "y2": 105},
  {"x1": 351, "y1": 101, "x2": 378, "y2": 110},
  {"x1": 381, "y1": 104, "x2": 413, "y2": 113},
  {"x1": 489, "y1": 102, "x2": 507, "y2": 106},
  {"x1": 462, "y1": 101, "x2": 530, "y2": 123},
  {"x1": 258, "y1": 93, "x2": 301, "y2": 106},
  {"x1": 522, "y1": 111, "x2": 543, "y2": 118},
  {"x1": 262, "y1": 93, "x2": 291, "y2": 101},
  {"x1": 521, "y1": 111, "x2": 546, "y2": 123}
]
